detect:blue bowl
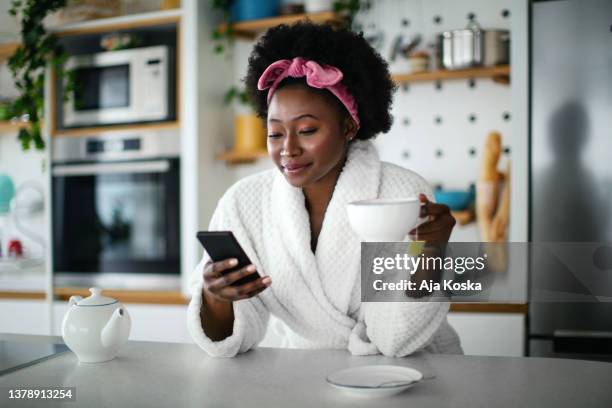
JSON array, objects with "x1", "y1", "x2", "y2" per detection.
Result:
[
  {"x1": 232, "y1": 0, "x2": 279, "y2": 22},
  {"x1": 434, "y1": 189, "x2": 475, "y2": 211}
]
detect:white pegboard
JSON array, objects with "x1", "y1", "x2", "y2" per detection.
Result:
[{"x1": 359, "y1": 0, "x2": 514, "y2": 192}]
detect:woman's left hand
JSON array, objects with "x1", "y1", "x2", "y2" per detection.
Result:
[{"x1": 408, "y1": 193, "x2": 456, "y2": 243}]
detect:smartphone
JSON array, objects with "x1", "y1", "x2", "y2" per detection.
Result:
[{"x1": 196, "y1": 231, "x2": 260, "y2": 286}]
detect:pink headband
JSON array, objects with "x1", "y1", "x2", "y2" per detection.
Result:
[{"x1": 257, "y1": 57, "x2": 360, "y2": 127}]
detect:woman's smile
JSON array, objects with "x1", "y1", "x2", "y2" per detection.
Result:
[{"x1": 282, "y1": 162, "x2": 312, "y2": 176}]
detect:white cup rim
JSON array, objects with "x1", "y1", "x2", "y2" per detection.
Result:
[{"x1": 348, "y1": 197, "x2": 419, "y2": 206}]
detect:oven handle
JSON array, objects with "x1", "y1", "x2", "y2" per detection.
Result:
[{"x1": 52, "y1": 160, "x2": 170, "y2": 176}]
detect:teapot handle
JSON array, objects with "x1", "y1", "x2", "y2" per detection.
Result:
[{"x1": 69, "y1": 296, "x2": 82, "y2": 306}]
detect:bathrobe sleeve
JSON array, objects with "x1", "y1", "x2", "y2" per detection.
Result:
[
  {"x1": 187, "y1": 196, "x2": 270, "y2": 358},
  {"x1": 355, "y1": 302, "x2": 452, "y2": 357}
]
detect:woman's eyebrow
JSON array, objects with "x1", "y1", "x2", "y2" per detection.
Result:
[{"x1": 268, "y1": 114, "x2": 319, "y2": 122}]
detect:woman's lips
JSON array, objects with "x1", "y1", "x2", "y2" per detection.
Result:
[{"x1": 283, "y1": 163, "x2": 311, "y2": 175}]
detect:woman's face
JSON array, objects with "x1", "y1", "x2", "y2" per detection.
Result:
[{"x1": 267, "y1": 84, "x2": 356, "y2": 188}]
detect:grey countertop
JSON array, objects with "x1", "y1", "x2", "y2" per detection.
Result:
[{"x1": 1, "y1": 334, "x2": 611, "y2": 408}]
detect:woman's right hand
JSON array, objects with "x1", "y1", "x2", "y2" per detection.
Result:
[{"x1": 202, "y1": 258, "x2": 272, "y2": 303}]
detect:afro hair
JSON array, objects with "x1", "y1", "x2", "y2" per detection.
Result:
[{"x1": 244, "y1": 22, "x2": 397, "y2": 141}]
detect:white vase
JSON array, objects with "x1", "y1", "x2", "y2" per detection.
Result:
[{"x1": 305, "y1": 0, "x2": 333, "y2": 13}]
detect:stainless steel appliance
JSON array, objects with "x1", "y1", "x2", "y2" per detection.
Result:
[
  {"x1": 529, "y1": 0, "x2": 612, "y2": 361},
  {"x1": 438, "y1": 21, "x2": 509, "y2": 70},
  {"x1": 61, "y1": 45, "x2": 174, "y2": 127},
  {"x1": 52, "y1": 129, "x2": 181, "y2": 289}
]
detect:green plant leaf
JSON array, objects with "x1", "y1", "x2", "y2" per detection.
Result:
[{"x1": 8, "y1": 0, "x2": 69, "y2": 151}]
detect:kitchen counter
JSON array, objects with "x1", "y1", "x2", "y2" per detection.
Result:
[{"x1": 1, "y1": 334, "x2": 610, "y2": 407}]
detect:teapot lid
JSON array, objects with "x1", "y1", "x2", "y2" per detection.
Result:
[{"x1": 76, "y1": 287, "x2": 118, "y2": 306}]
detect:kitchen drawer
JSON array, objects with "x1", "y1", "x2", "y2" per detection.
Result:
[{"x1": 448, "y1": 312, "x2": 525, "y2": 357}]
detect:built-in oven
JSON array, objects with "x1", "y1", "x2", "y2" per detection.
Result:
[
  {"x1": 60, "y1": 45, "x2": 175, "y2": 128},
  {"x1": 52, "y1": 129, "x2": 180, "y2": 289}
]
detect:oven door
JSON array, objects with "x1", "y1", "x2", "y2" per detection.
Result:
[{"x1": 52, "y1": 158, "x2": 180, "y2": 289}]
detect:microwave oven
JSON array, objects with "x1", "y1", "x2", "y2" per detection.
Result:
[{"x1": 61, "y1": 45, "x2": 174, "y2": 128}]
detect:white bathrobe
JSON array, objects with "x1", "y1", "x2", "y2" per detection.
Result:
[{"x1": 187, "y1": 140, "x2": 462, "y2": 357}]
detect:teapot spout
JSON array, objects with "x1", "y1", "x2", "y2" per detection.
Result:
[{"x1": 101, "y1": 307, "x2": 130, "y2": 349}]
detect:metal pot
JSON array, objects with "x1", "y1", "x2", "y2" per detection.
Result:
[{"x1": 437, "y1": 21, "x2": 509, "y2": 70}]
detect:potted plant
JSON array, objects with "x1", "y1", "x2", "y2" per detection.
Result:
[
  {"x1": 225, "y1": 85, "x2": 266, "y2": 153},
  {"x1": 6, "y1": 0, "x2": 72, "y2": 150}
]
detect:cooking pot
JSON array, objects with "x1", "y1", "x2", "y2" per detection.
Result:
[{"x1": 438, "y1": 20, "x2": 509, "y2": 70}]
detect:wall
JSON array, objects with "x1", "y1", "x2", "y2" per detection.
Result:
[{"x1": 223, "y1": 0, "x2": 528, "y2": 244}]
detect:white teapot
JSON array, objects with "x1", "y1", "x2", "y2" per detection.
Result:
[{"x1": 61, "y1": 287, "x2": 131, "y2": 363}]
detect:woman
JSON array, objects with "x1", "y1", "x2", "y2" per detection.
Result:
[{"x1": 187, "y1": 22, "x2": 462, "y2": 357}]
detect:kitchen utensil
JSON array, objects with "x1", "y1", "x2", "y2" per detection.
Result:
[
  {"x1": 408, "y1": 51, "x2": 429, "y2": 73},
  {"x1": 363, "y1": 30, "x2": 384, "y2": 51},
  {"x1": 62, "y1": 287, "x2": 131, "y2": 363},
  {"x1": 390, "y1": 34, "x2": 421, "y2": 62},
  {"x1": 437, "y1": 20, "x2": 509, "y2": 70},
  {"x1": 326, "y1": 365, "x2": 424, "y2": 397},
  {"x1": 347, "y1": 198, "x2": 421, "y2": 242}
]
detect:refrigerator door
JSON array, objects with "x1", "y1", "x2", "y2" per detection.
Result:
[{"x1": 530, "y1": 0, "x2": 612, "y2": 356}]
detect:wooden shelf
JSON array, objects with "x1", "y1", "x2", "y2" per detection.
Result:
[
  {"x1": 217, "y1": 149, "x2": 269, "y2": 164},
  {"x1": 218, "y1": 11, "x2": 344, "y2": 39},
  {"x1": 0, "y1": 291, "x2": 46, "y2": 300},
  {"x1": 49, "y1": 8, "x2": 182, "y2": 37},
  {"x1": 0, "y1": 120, "x2": 29, "y2": 133},
  {"x1": 0, "y1": 42, "x2": 19, "y2": 62},
  {"x1": 52, "y1": 120, "x2": 180, "y2": 137},
  {"x1": 392, "y1": 65, "x2": 510, "y2": 84},
  {"x1": 53, "y1": 288, "x2": 187, "y2": 305}
]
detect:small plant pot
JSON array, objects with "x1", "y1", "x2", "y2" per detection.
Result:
[{"x1": 234, "y1": 114, "x2": 267, "y2": 152}]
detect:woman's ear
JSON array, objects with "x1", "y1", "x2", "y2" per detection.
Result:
[{"x1": 343, "y1": 116, "x2": 358, "y2": 141}]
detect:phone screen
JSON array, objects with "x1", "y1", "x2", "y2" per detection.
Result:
[{"x1": 196, "y1": 231, "x2": 259, "y2": 286}]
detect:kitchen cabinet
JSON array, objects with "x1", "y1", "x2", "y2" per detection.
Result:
[
  {"x1": 447, "y1": 312, "x2": 525, "y2": 357},
  {"x1": 1, "y1": 296, "x2": 525, "y2": 354},
  {"x1": 260, "y1": 310, "x2": 526, "y2": 357},
  {"x1": 51, "y1": 302, "x2": 192, "y2": 344},
  {"x1": 0, "y1": 299, "x2": 50, "y2": 335}
]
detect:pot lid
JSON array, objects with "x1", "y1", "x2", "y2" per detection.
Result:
[{"x1": 76, "y1": 287, "x2": 118, "y2": 306}]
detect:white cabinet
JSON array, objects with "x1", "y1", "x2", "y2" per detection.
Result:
[
  {"x1": 448, "y1": 312, "x2": 525, "y2": 357},
  {"x1": 52, "y1": 302, "x2": 191, "y2": 344},
  {"x1": 0, "y1": 300, "x2": 50, "y2": 335}
]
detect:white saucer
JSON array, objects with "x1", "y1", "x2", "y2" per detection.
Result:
[{"x1": 326, "y1": 365, "x2": 424, "y2": 398}]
